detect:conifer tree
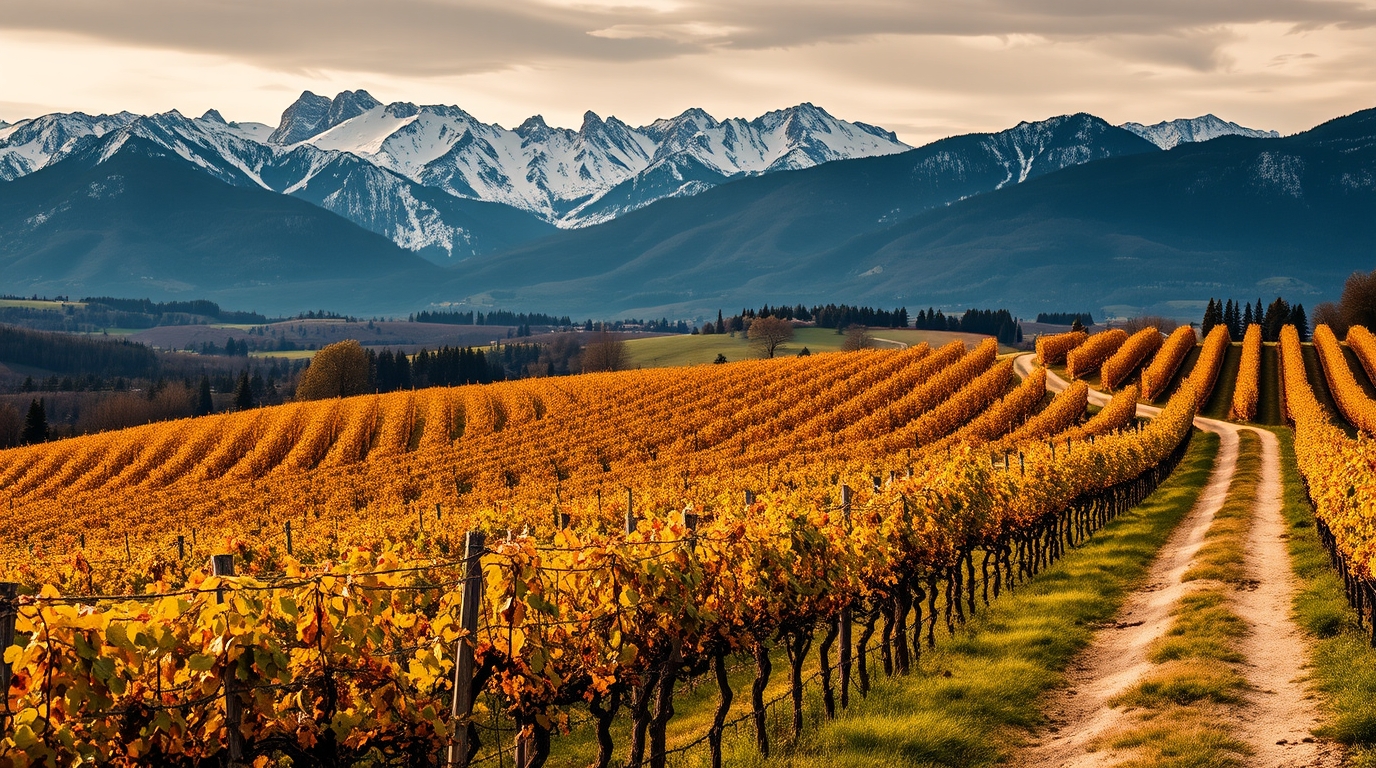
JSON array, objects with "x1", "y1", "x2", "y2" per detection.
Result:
[
  {"x1": 22, "y1": 399, "x2": 47, "y2": 444},
  {"x1": 196, "y1": 376, "x2": 214, "y2": 417},
  {"x1": 233, "y1": 371, "x2": 255, "y2": 410}
]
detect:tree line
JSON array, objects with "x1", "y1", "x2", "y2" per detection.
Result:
[
  {"x1": 410, "y1": 310, "x2": 574, "y2": 327},
  {"x1": 1036, "y1": 312, "x2": 1096, "y2": 326},
  {"x1": 1201, "y1": 297, "x2": 1309, "y2": 342}
]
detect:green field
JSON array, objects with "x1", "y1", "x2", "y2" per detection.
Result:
[
  {"x1": 623, "y1": 328, "x2": 998, "y2": 368},
  {"x1": 0, "y1": 299, "x2": 86, "y2": 311}
]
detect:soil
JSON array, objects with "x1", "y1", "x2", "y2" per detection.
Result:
[{"x1": 1008, "y1": 355, "x2": 1344, "y2": 767}]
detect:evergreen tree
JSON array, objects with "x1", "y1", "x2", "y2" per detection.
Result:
[
  {"x1": 1291, "y1": 304, "x2": 1310, "y2": 341},
  {"x1": 1071, "y1": 317, "x2": 1085, "y2": 333},
  {"x1": 1263, "y1": 297, "x2": 1291, "y2": 342},
  {"x1": 1223, "y1": 300, "x2": 1239, "y2": 340},
  {"x1": 22, "y1": 399, "x2": 48, "y2": 444},
  {"x1": 1255, "y1": 299, "x2": 1265, "y2": 328},
  {"x1": 1201, "y1": 299, "x2": 1218, "y2": 336},
  {"x1": 195, "y1": 376, "x2": 214, "y2": 417},
  {"x1": 1242, "y1": 301, "x2": 1254, "y2": 328},
  {"x1": 233, "y1": 371, "x2": 255, "y2": 410}
]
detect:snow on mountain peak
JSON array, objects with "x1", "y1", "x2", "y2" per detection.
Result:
[
  {"x1": 1119, "y1": 114, "x2": 1279, "y2": 150},
  {"x1": 296, "y1": 99, "x2": 910, "y2": 226}
]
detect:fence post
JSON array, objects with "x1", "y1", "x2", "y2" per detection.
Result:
[
  {"x1": 124, "y1": 533, "x2": 131, "y2": 563},
  {"x1": 447, "y1": 531, "x2": 486, "y2": 767},
  {"x1": 625, "y1": 488, "x2": 636, "y2": 534},
  {"x1": 0, "y1": 582, "x2": 15, "y2": 733},
  {"x1": 211, "y1": 555, "x2": 246, "y2": 765},
  {"x1": 839, "y1": 483, "x2": 856, "y2": 707},
  {"x1": 284, "y1": 521, "x2": 293, "y2": 556},
  {"x1": 177, "y1": 535, "x2": 185, "y2": 560}
]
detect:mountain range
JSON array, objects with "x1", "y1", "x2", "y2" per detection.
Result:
[{"x1": 2, "y1": 92, "x2": 1367, "y2": 321}]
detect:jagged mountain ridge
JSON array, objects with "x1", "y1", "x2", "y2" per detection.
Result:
[
  {"x1": 0, "y1": 93, "x2": 1284, "y2": 268},
  {"x1": 441, "y1": 113, "x2": 1161, "y2": 313},
  {"x1": 0, "y1": 134, "x2": 445, "y2": 315},
  {"x1": 439, "y1": 107, "x2": 1373, "y2": 320},
  {"x1": 1120, "y1": 114, "x2": 1280, "y2": 149},
  {"x1": 289, "y1": 95, "x2": 913, "y2": 226},
  {"x1": 0, "y1": 108, "x2": 555, "y2": 263}
]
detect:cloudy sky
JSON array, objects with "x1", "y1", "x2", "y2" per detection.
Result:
[{"x1": 2, "y1": 0, "x2": 1374, "y2": 145}]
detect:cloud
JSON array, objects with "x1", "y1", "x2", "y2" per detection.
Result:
[{"x1": 2, "y1": 0, "x2": 1374, "y2": 78}]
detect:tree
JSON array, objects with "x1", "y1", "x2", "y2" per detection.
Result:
[
  {"x1": 1070, "y1": 317, "x2": 1085, "y2": 333},
  {"x1": 796, "y1": 347, "x2": 811, "y2": 357},
  {"x1": 583, "y1": 330, "x2": 629, "y2": 372},
  {"x1": 713, "y1": 353, "x2": 728, "y2": 364},
  {"x1": 1201, "y1": 299, "x2": 1218, "y2": 336},
  {"x1": 841, "y1": 324, "x2": 873, "y2": 351},
  {"x1": 747, "y1": 316, "x2": 794, "y2": 358},
  {"x1": 1262, "y1": 297, "x2": 1291, "y2": 342},
  {"x1": 195, "y1": 376, "x2": 214, "y2": 416},
  {"x1": 22, "y1": 399, "x2": 48, "y2": 444},
  {"x1": 233, "y1": 371, "x2": 255, "y2": 410},
  {"x1": 297, "y1": 340, "x2": 373, "y2": 400},
  {"x1": 1291, "y1": 303, "x2": 1310, "y2": 341},
  {"x1": 1340, "y1": 269, "x2": 1376, "y2": 332},
  {"x1": 1313, "y1": 301, "x2": 1344, "y2": 336},
  {"x1": 0, "y1": 403, "x2": 22, "y2": 448}
]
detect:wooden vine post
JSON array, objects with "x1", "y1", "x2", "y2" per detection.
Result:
[
  {"x1": 0, "y1": 582, "x2": 15, "y2": 734},
  {"x1": 447, "y1": 531, "x2": 486, "y2": 767},
  {"x1": 838, "y1": 485, "x2": 854, "y2": 709},
  {"x1": 211, "y1": 555, "x2": 247, "y2": 765}
]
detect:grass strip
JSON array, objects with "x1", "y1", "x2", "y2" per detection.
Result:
[
  {"x1": 1200, "y1": 343, "x2": 1241, "y2": 420},
  {"x1": 704, "y1": 431, "x2": 1223, "y2": 768},
  {"x1": 1102, "y1": 430, "x2": 1263, "y2": 768},
  {"x1": 1274, "y1": 428, "x2": 1376, "y2": 767}
]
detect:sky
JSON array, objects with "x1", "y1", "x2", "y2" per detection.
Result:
[{"x1": 2, "y1": 0, "x2": 1375, "y2": 146}]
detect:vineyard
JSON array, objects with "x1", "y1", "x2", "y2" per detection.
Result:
[{"x1": 2, "y1": 319, "x2": 1375, "y2": 766}]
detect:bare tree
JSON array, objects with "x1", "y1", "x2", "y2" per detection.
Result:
[
  {"x1": 1120, "y1": 315, "x2": 1177, "y2": 334},
  {"x1": 747, "y1": 316, "x2": 794, "y2": 358},
  {"x1": 1341, "y1": 269, "x2": 1376, "y2": 333},
  {"x1": 1314, "y1": 301, "x2": 1345, "y2": 336},
  {"x1": 583, "y1": 330, "x2": 629, "y2": 372},
  {"x1": 841, "y1": 324, "x2": 873, "y2": 351},
  {"x1": 0, "y1": 403, "x2": 21, "y2": 448}
]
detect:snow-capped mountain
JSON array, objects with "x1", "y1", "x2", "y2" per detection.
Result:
[
  {"x1": 1119, "y1": 115, "x2": 1279, "y2": 150},
  {"x1": 283, "y1": 94, "x2": 911, "y2": 226},
  {"x1": 0, "y1": 92, "x2": 913, "y2": 259},
  {"x1": 0, "y1": 111, "x2": 139, "y2": 180}
]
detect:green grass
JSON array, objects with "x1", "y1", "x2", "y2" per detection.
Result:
[
  {"x1": 1343, "y1": 346, "x2": 1376, "y2": 399},
  {"x1": 1200, "y1": 343, "x2": 1242, "y2": 420},
  {"x1": 1182, "y1": 430, "x2": 1260, "y2": 584},
  {"x1": 1302, "y1": 344, "x2": 1356, "y2": 436},
  {"x1": 0, "y1": 299, "x2": 86, "y2": 310},
  {"x1": 1272, "y1": 428, "x2": 1376, "y2": 766},
  {"x1": 1155, "y1": 345, "x2": 1202, "y2": 405},
  {"x1": 620, "y1": 328, "x2": 989, "y2": 369},
  {"x1": 1257, "y1": 343, "x2": 1283, "y2": 426},
  {"x1": 703, "y1": 431, "x2": 1223, "y2": 768}
]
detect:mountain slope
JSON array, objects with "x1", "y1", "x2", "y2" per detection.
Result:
[
  {"x1": 1120, "y1": 115, "x2": 1280, "y2": 149},
  {"x1": 288, "y1": 95, "x2": 911, "y2": 226},
  {"x1": 0, "y1": 136, "x2": 444, "y2": 315},
  {"x1": 729, "y1": 109, "x2": 1376, "y2": 318},
  {"x1": 441, "y1": 113, "x2": 1158, "y2": 313}
]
